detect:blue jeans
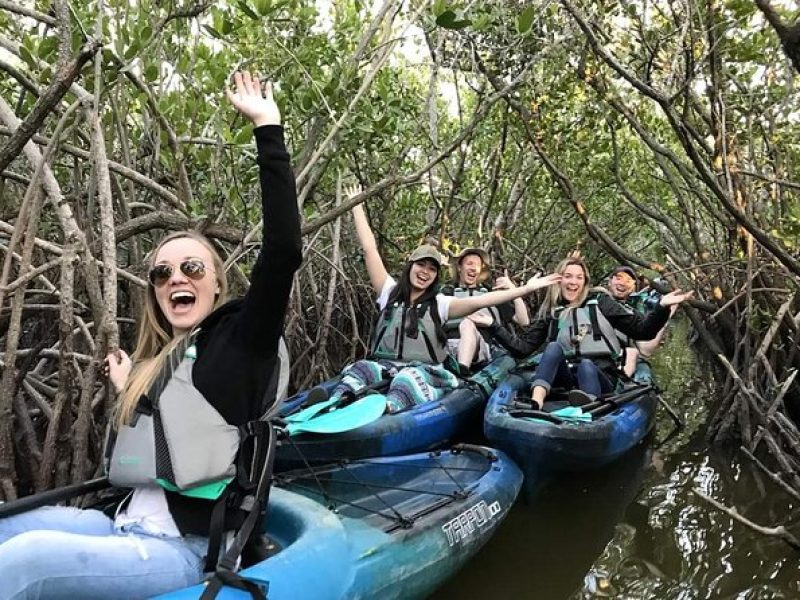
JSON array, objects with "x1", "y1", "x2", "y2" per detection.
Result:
[
  {"x1": 531, "y1": 342, "x2": 615, "y2": 398},
  {"x1": 0, "y1": 505, "x2": 208, "y2": 599}
]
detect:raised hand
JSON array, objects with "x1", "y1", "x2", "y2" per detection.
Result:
[
  {"x1": 493, "y1": 269, "x2": 516, "y2": 291},
  {"x1": 226, "y1": 70, "x2": 281, "y2": 127},
  {"x1": 344, "y1": 183, "x2": 363, "y2": 200},
  {"x1": 525, "y1": 272, "x2": 562, "y2": 292},
  {"x1": 659, "y1": 289, "x2": 694, "y2": 307}
]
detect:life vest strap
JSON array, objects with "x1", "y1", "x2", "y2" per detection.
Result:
[{"x1": 201, "y1": 423, "x2": 277, "y2": 600}]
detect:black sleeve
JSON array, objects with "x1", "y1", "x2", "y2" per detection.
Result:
[
  {"x1": 496, "y1": 301, "x2": 516, "y2": 324},
  {"x1": 491, "y1": 318, "x2": 549, "y2": 358},
  {"x1": 236, "y1": 125, "x2": 303, "y2": 355},
  {"x1": 599, "y1": 294, "x2": 669, "y2": 340}
]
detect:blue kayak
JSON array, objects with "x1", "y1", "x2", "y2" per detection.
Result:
[
  {"x1": 156, "y1": 445, "x2": 523, "y2": 599},
  {"x1": 276, "y1": 354, "x2": 516, "y2": 469},
  {"x1": 484, "y1": 363, "x2": 657, "y2": 476}
]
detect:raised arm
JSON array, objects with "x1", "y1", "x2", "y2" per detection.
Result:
[
  {"x1": 227, "y1": 70, "x2": 302, "y2": 354},
  {"x1": 601, "y1": 289, "x2": 691, "y2": 341},
  {"x1": 348, "y1": 186, "x2": 389, "y2": 294},
  {"x1": 493, "y1": 270, "x2": 530, "y2": 326},
  {"x1": 448, "y1": 273, "x2": 561, "y2": 319}
]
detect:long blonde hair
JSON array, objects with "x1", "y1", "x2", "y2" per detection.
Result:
[
  {"x1": 116, "y1": 231, "x2": 229, "y2": 426},
  {"x1": 537, "y1": 256, "x2": 592, "y2": 319}
]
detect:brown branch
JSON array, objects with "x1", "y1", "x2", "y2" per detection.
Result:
[
  {"x1": 0, "y1": 0, "x2": 57, "y2": 25},
  {"x1": 0, "y1": 40, "x2": 100, "y2": 174},
  {"x1": 301, "y1": 59, "x2": 535, "y2": 235},
  {"x1": 559, "y1": 0, "x2": 800, "y2": 279},
  {"x1": 755, "y1": 0, "x2": 800, "y2": 74},
  {"x1": 692, "y1": 487, "x2": 800, "y2": 550},
  {"x1": 114, "y1": 211, "x2": 247, "y2": 244},
  {"x1": 0, "y1": 220, "x2": 146, "y2": 288},
  {"x1": 0, "y1": 127, "x2": 184, "y2": 209}
]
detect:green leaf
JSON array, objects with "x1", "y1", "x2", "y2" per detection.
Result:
[
  {"x1": 144, "y1": 64, "x2": 159, "y2": 82},
  {"x1": 234, "y1": 127, "x2": 252, "y2": 144},
  {"x1": 221, "y1": 18, "x2": 233, "y2": 34},
  {"x1": 517, "y1": 6, "x2": 535, "y2": 35},
  {"x1": 254, "y1": 0, "x2": 271, "y2": 17},
  {"x1": 237, "y1": 0, "x2": 259, "y2": 19},
  {"x1": 432, "y1": 0, "x2": 447, "y2": 18},
  {"x1": 18, "y1": 45, "x2": 36, "y2": 70},
  {"x1": 472, "y1": 13, "x2": 491, "y2": 31},
  {"x1": 203, "y1": 25, "x2": 223, "y2": 39},
  {"x1": 124, "y1": 41, "x2": 141, "y2": 60},
  {"x1": 37, "y1": 36, "x2": 59, "y2": 59},
  {"x1": 436, "y1": 10, "x2": 471, "y2": 30}
]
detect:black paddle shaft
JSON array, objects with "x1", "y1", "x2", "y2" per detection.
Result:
[{"x1": 0, "y1": 477, "x2": 111, "y2": 519}]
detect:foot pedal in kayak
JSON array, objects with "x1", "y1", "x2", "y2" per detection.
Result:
[{"x1": 568, "y1": 389, "x2": 596, "y2": 407}]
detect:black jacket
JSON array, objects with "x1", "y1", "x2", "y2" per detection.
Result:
[
  {"x1": 491, "y1": 292, "x2": 670, "y2": 359},
  {"x1": 165, "y1": 125, "x2": 302, "y2": 535}
]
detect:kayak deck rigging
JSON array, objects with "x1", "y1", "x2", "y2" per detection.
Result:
[{"x1": 274, "y1": 448, "x2": 494, "y2": 532}]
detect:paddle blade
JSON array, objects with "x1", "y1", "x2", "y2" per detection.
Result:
[
  {"x1": 285, "y1": 397, "x2": 339, "y2": 424},
  {"x1": 551, "y1": 406, "x2": 592, "y2": 422},
  {"x1": 287, "y1": 394, "x2": 387, "y2": 435}
]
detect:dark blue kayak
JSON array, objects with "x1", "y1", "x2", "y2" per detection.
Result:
[
  {"x1": 276, "y1": 354, "x2": 516, "y2": 469},
  {"x1": 484, "y1": 362, "x2": 657, "y2": 477},
  {"x1": 156, "y1": 446, "x2": 523, "y2": 599}
]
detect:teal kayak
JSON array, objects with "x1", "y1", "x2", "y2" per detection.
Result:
[{"x1": 156, "y1": 445, "x2": 523, "y2": 599}]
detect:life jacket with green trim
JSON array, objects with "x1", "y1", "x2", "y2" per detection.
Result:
[
  {"x1": 105, "y1": 332, "x2": 276, "y2": 599},
  {"x1": 440, "y1": 285, "x2": 503, "y2": 335},
  {"x1": 549, "y1": 296, "x2": 623, "y2": 361},
  {"x1": 370, "y1": 299, "x2": 450, "y2": 364}
]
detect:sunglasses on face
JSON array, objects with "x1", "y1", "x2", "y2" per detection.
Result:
[{"x1": 148, "y1": 259, "x2": 209, "y2": 287}]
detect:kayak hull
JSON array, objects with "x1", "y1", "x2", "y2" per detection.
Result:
[
  {"x1": 484, "y1": 364, "x2": 657, "y2": 476},
  {"x1": 156, "y1": 447, "x2": 523, "y2": 599},
  {"x1": 277, "y1": 355, "x2": 516, "y2": 469}
]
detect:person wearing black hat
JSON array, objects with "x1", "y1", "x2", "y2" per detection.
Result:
[
  {"x1": 607, "y1": 266, "x2": 676, "y2": 381},
  {"x1": 325, "y1": 187, "x2": 561, "y2": 413}
]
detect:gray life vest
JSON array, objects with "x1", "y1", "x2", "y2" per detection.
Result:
[
  {"x1": 441, "y1": 286, "x2": 502, "y2": 333},
  {"x1": 551, "y1": 298, "x2": 623, "y2": 361},
  {"x1": 105, "y1": 341, "x2": 241, "y2": 500},
  {"x1": 370, "y1": 299, "x2": 450, "y2": 364},
  {"x1": 104, "y1": 327, "x2": 278, "y2": 598}
]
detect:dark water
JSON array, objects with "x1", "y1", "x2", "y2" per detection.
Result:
[{"x1": 435, "y1": 320, "x2": 800, "y2": 599}]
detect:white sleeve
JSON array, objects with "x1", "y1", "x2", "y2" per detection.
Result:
[
  {"x1": 435, "y1": 293, "x2": 453, "y2": 322},
  {"x1": 376, "y1": 276, "x2": 397, "y2": 311}
]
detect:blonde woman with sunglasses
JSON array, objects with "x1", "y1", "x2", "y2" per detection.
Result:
[{"x1": 0, "y1": 70, "x2": 301, "y2": 599}]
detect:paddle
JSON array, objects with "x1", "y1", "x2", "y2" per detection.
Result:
[
  {"x1": 286, "y1": 394, "x2": 387, "y2": 435},
  {"x1": 285, "y1": 378, "x2": 391, "y2": 424},
  {"x1": 586, "y1": 384, "x2": 654, "y2": 417},
  {"x1": 0, "y1": 477, "x2": 111, "y2": 519}
]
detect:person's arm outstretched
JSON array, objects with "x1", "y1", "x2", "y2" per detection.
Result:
[
  {"x1": 347, "y1": 185, "x2": 389, "y2": 294},
  {"x1": 447, "y1": 273, "x2": 561, "y2": 320}
]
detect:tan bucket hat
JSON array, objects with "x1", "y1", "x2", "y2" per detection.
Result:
[{"x1": 449, "y1": 247, "x2": 491, "y2": 284}]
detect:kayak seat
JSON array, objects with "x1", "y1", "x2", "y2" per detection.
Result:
[{"x1": 241, "y1": 534, "x2": 281, "y2": 568}]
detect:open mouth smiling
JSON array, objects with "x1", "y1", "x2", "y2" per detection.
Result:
[{"x1": 170, "y1": 291, "x2": 196, "y2": 312}]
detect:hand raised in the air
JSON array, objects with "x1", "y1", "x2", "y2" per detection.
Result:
[
  {"x1": 524, "y1": 272, "x2": 562, "y2": 292},
  {"x1": 659, "y1": 289, "x2": 694, "y2": 307},
  {"x1": 226, "y1": 70, "x2": 281, "y2": 127}
]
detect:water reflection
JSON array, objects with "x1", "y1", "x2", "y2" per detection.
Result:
[{"x1": 434, "y1": 319, "x2": 800, "y2": 599}]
